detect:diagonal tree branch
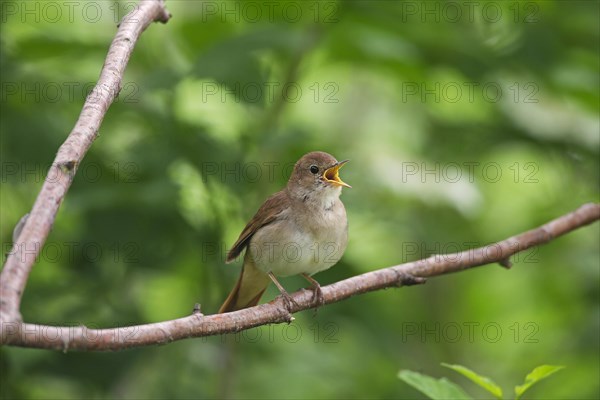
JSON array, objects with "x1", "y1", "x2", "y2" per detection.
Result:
[
  {"x1": 1, "y1": 203, "x2": 598, "y2": 351},
  {"x1": 0, "y1": 0, "x2": 170, "y2": 324},
  {"x1": 1, "y1": 0, "x2": 598, "y2": 354}
]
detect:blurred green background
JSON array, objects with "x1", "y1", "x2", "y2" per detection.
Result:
[{"x1": 1, "y1": 0, "x2": 599, "y2": 399}]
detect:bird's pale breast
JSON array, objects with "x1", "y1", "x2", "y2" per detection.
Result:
[{"x1": 248, "y1": 199, "x2": 348, "y2": 277}]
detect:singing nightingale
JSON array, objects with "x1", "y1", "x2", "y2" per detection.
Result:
[{"x1": 218, "y1": 151, "x2": 350, "y2": 313}]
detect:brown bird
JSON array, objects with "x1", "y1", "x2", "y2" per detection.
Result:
[{"x1": 218, "y1": 151, "x2": 350, "y2": 313}]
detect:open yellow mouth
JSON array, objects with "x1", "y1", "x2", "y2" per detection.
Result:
[{"x1": 323, "y1": 160, "x2": 351, "y2": 188}]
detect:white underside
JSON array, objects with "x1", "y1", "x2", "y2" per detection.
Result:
[{"x1": 247, "y1": 190, "x2": 348, "y2": 277}]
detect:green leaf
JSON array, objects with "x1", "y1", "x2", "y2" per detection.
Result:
[
  {"x1": 398, "y1": 370, "x2": 473, "y2": 400},
  {"x1": 514, "y1": 365, "x2": 565, "y2": 400},
  {"x1": 441, "y1": 363, "x2": 503, "y2": 399}
]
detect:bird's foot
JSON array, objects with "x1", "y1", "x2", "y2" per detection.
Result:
[
  {"x1": 268, "y1": 271, "x2": 299, "y2": 312},
  {"x1": 279, "y1": 291, "x2": 300, "y2": 312},
  {"x1": 310, "y1": 283, "x2": 324, "y2": 308},
  {"x1": 302, "y1": 273, "x2": 325, "y2": 308}
]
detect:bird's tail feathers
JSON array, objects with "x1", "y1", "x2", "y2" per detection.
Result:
[{"x1": 218, "y1": 257, "x2": 270, "y2": 313}]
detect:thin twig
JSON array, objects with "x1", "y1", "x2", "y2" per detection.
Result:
[
  {"x1": 0, "y1": 0, "x2": 170, "y2": 324},
  {"x1": 1, "y1": 203, "x2": 597, "y2": 351}
]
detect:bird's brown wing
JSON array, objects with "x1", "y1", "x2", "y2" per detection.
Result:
[{"x1": 226, "y1": 190, "x2": 289, "y2": 263}]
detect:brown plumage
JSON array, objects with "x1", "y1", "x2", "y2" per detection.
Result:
[{"x1": 219, "y1": 151, "x2": 350, "y2": 313}]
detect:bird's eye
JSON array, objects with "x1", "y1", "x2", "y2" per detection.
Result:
[{"x1": 309, "y1": 165, "x2": 319, "y2": 174}]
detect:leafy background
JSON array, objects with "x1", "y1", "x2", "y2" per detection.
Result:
[{"x1": 1, "y1": 0, "x2": 598, "y2": 399}]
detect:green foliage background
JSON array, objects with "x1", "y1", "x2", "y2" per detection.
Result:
[{"x1": 1, "y1": 0, "x2": 598, "y2": 399}]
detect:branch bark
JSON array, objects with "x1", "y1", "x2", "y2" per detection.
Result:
[
  {"x1": 1, "y1": 0, "x2": 598, "y2": 353},
  {"x1": 0, "y1": 0, "x2": 170, "y2": 324},
  {"x1": 1, "y1": 203, "x2": 598, "y2": 351}
]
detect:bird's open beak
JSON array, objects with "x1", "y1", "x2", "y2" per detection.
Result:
[{"x1": 323, "y1": 160, "x2": 351, "y2": 188}]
